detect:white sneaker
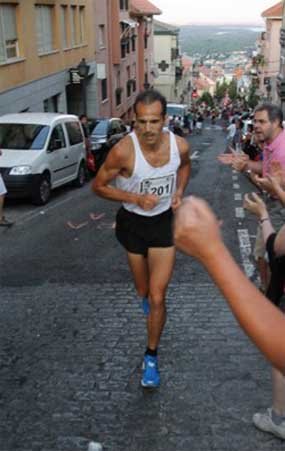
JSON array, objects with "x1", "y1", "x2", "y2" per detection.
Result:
[{"x1": 253, "y1": 408, "x2": 285, "y2": 440}]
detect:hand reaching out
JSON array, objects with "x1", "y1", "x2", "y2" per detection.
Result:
[
  {"x1": 174, "y1": 196, "x2": 223, "y2": 262},
  {"x1": 243, "y1": 192, "x2": 268, "y2": 219}
]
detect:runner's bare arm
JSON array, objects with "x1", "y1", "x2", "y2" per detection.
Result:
[
  {"x1": 171, "y1": 137, "x2": 191, "y2": 210},
  {"x1": 177, "y1": 137, "x2": 191, "y2": 191},
  {"x1": 92, "y1": 138, "x2": 158, "y2": 210},
  {"x1": 174, "y1": 196, "x2": 285, "y2": 375}
]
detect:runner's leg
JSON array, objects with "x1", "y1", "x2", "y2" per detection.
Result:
[
  {"x1": 127, "y1": 252, "x2": 149, "y2": 298},
  {"x1": 147, "y1": 246, "x2": 176, "y2": 349}
]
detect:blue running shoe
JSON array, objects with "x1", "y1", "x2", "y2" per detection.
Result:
[
  {"x1": 142, "y1": 297, "x2": 150, "y2": 316},
  {"x1": 141, "y1": 355, "x2": 160, "y2": 388}
]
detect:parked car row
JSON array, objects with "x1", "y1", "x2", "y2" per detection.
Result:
[
  {"x1": 0, "y1": 113, "x2": 129, "y2": 205},
  {"x1": 86, "y1": 117, "x2": 128, "y2": 173}
]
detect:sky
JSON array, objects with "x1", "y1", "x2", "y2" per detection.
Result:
[{"x1": 151, "y1": 0, "x2": 281, "y2": 26}]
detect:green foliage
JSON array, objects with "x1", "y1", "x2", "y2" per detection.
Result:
[
  {"x1": 228, "y1": 79, "x2": 238, "y2": 100},
  {"x1": 247, "y1": 85, "x2": 260, "y2": 109},
  {"x1": 215, "y1": 80, "x2": 228, "y2": 101},
  {"x1": 198, "y1": 91, "x2": 214, "y2": 107}
]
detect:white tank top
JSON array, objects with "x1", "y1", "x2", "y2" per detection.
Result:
[{"x1": 116, "y1": 130, "x2": 181, "y2": 216}]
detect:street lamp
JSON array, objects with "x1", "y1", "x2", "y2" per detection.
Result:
[{"x1": 77, "y1": 58, "x2": 90, "y2": 115}]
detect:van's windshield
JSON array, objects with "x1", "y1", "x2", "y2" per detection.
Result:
[
  {"x1": 167, "y1": 105, "x2": 187, "y2": 118},
  {"x1": 0, "y1": 124, "x2": 50, "y2": 150}
]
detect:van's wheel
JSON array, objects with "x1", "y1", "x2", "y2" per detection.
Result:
[
  {"x1": 74, "y1": 161, "x2": 86, "y2": 187},
  {"x1": 32, "y1": 173, "x2": 51, "y2": 205}
]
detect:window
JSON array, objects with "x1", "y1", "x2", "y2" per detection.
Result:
[
  {"x1": 36, "y1": 5, "x2": 54, "y2": 54},
  {"x1": 111, "y1": 120, "x2": 122, "y2": 134},
  {"x1": 65, "y1": 122, "x2": 83, "y2": 145},
  {"x1": 70, "y1": 6, "x2": 77, "y2": 47},
  {"x1": 131, "y1": 34, "x2": 136, "y2": 52},
  {"x1": 79, "y1": 6, "x2": 85, "y2": 44},
  {"x1": 0, "y1": 124, "x2": 50, "y2": 150},
  {"x1": 48, "y1": 125, "x2": 66, "y2": 151},
  {"x1": 144, "y1": 34, "x2": 148, "y2": 49},
  {"x1": 60, "y1": 5, "x2": 68, "y2": 48},
  {"x1": 127, "y1": 80, "x2": 132, "y2": 98},
  {"x1": 99, "y1": 25, "x2": 105, "y2": 48},
  {"x1": 0, "y1": 4, "x2": 19, "y2": 63},
  {"x1": 101, "y1": 78, "x2": 107, "y2": 101},
  {"x1": 43, "y1": 95, "x2": 59, "y2": 113},
  {"x1": 119, "y1": 0, "x2": 128, "y2": 9},
  {"x1": 126, "y1": 66, "x2": 131, "y2": 97},
  {"x1": 115, "y1": 88, "x2": 122, "y2": 106}
]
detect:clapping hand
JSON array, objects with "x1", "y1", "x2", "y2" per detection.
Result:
[{"x1": 243, "y1": 192, "x2": 268, "y2": 219}]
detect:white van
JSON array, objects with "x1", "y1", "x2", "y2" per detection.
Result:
[
  {"x1": 166, "y1": 103, "x2": 188, "y2": 122},
  {"x1": 0, "y1": 113, "x2": 86, "y2": 205}
]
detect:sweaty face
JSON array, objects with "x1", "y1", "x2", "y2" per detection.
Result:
[
  {"x1": 253, "y1": 110, "x2": 279, "y2": 143},
  {"x1": 135, "y1": 101, "x2": 165, "y2": 145}
]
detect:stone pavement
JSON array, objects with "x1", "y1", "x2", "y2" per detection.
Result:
[
  {"x1": 1, "y1": 124, "x2": 284, "y2": 451},
  {"x1": 0, "y1": 280, "x2": 283, "y2": 451}
]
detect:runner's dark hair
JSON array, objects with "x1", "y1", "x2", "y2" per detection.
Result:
[
  {"x1": 255, "y1": 103, "x2": 283, "y2": 127},
  {"x1": 134, "y1": 89, "x2": 167, "y2": 117}
]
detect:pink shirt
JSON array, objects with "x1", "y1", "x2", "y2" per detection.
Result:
[{"x1": 263, "y1": 129, "x2": 285, "y2": 177}]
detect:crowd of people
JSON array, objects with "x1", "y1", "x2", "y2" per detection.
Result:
[{"x1": 93, "y1": 89, "x2": 285, "y2": 441}]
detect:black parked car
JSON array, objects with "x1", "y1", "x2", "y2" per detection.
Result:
[{"x1": 89, "y1": 118, "x2": 128, "y2": 171}]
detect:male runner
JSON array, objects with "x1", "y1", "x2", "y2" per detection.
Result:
[{"x1": 93, "y1": 89, "x2": 191, "y2": 387}]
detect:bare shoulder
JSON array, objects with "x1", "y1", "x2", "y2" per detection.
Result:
[
  {"x1": 109, "y1": 134, "x2": 133, "y2": 163},
  {"x1": 174, "y1": 134, "x2": 190, "y2": 156}
]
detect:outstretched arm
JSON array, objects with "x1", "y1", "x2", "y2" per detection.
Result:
[{"x1": 174, "y1": 196, "x2": 285, "y2": 375}]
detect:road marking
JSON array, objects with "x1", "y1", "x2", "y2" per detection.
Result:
[
  {"x1": 237, "y1": 229, "x2": 255, "y2": 278},
  {"x1": 232, "y1": 175, "x2": 238, "y2": 181},
  {"x1": 90, "y1": 213, "x2": 105, "y2": 221},
  {"x1": 235, "y1": 207, "x2": 245, "y2": 218},
  {"x1": 191, "y1": 151, "x2": 199, "y2": 160},
  {"x1": 67, "y1": 221, "x2": 89, "y2": 230},
  {"x1": 234, "y1": 193, "x2": 242, "y2": 201},
  {"x1": 15, "y1": 192, "x2": 84, "y2": 225},
  {"x1": 233, "y1": 183, "x2": 240, "y2": 189}
]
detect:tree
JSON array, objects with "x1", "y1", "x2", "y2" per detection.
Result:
[
  {"x1": 215, "y1": 80, "x2": 228, "y2": 102},
  {"x1": 228, "y1": 78, "x2": 238, "y2": 101},
  {"x1": 198, "y1": 91, "x2": 214, "y2": 107},
  {"x1": 247, "y1": 85, "x2": 260, "y2": 109}
]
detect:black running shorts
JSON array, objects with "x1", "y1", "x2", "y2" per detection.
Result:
[{"x1": 115, "y1": 207, "x2": 174, "y2": 256}]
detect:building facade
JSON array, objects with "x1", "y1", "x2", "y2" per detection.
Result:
[
  {"x1": 94, "y1": 0, "x2": 160, "y2": 120},
  {"x1": 0, "y1": 0, "x2": 97, "y2": 116},
  {"x1": 153, "y1": 20, "x2": 183, "y2": 103},
  {"x1": 258, "y1": 1, "x2": 282, "y2": 102}
]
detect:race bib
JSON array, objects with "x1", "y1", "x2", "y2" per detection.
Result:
[{"x1": 140, "y1": 173, "x2": 175, "y2": 198}]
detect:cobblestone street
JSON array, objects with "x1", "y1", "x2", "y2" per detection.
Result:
[{"x1": 0, "y1": 125, "x2": 283, "y2": 450}]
